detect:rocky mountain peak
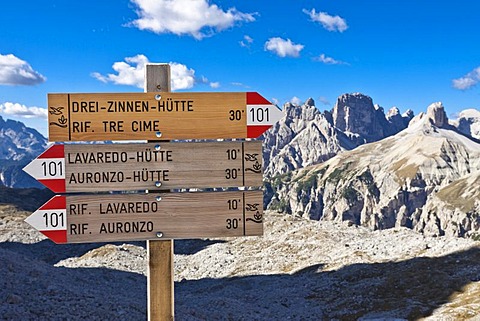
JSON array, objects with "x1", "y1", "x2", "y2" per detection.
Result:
[
  {"x1": 386, "y1": 106, "x2": 400, "y2": 118},
  {"x1": 409, "y1": 102, "x2": 451, "y2": 130},
  {"x1": 266, "y1": 109, "x2": 480, "y2": 237},
  {"x1": 403, "y1": 109, "x2": 414, "y2": 119},
  {"x1": 386, "y1": 107, "x2": 414, "y2": 133},
  {"x1": 426, "y1": 102, "x2": 449, "y2": 128},
  {"x1": 0, "y1": 115, "x2": 46, "y2": 161},
  {"x1": 0, "y1": 116, "x2": 47, "y2": 188},
  {"x1": 263, "y1": 92, "x2": 415, "y2": 177},
  {"x1": 331, "y1": 93, "x2": 395, "y2": 142},
  {"x1": 454, "y1": 108, "x2": 480, "y2": 140},
  {"x1": 282, "y1": 100, "x2": 320, "y2": 126},
  {"x1": 304, "y1": 98, "x2": 315, "y2": 107}
]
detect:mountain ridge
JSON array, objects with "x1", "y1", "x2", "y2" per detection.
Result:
[
  {"x1": 0, "y1": 115, "x2": 47, "y2": 188},
  {"x1": 262, "y1": 93, "x2": 414, "y2": 178},
  {"x1": 265, "y1": 101, "x2": 480, "y2": 236}
]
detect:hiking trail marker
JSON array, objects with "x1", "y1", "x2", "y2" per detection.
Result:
[
  {"x1": 48, "y1": 92, "x2": 282, "y2": 141},
  {"x1": 24, "y1": 64, "x2": 278, "y2": 321},
  {"x1": 23, "y1": 141, "x2": 263, "y2": 193},
  {"x1": 24, "y1": 191, "x2": 263, "y2": 244}
]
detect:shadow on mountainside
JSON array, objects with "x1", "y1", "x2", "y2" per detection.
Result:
[
  {"x1": 2, "y1": 240, "x2": 480, "y2": 320},
  {"x1": 0, "y1": 186, "x2": 54, "y2": 212},
  {"x1": 0, "y1": 245, "x2": 146, "y2": 321},
  {"x1": 0, "y1": 239, "x2": 137, "y2": 264},
  {"x1": 0, "y1": 239, "x2": 223, "y2": 264},
  {"x1": 175, "y1": 246, "x2": 480, "y2": 320}
]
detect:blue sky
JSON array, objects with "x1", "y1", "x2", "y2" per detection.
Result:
[{"x1": 1, "y1": 0, "x2": 479, "y2": 137}]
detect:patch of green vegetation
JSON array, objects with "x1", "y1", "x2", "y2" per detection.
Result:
[
  {"x1": 295, "y1": 174, "x2": 318, "y2": 194},
  {"x1": 358, "y1": 169, "x2": 374, "y2": 185},
  {"x1": 296, "y1": 165, "x2": 327, "y2": 180},
  {"x1": 315, "y1": 166, "x2": 328, "y2": 179},
  {"x1": 269, "y1": 199, "x2": 292, "y2": 214},
  {"x1": 357, "y1": 168, "x2": 380, "y2": 198},
  {"x1": 342, "y1": 185, "x2": 359, "y2": 205},
  {"x1": 267, "y1": 171, "x2": 293, "y2": 190},
  {"x1": 470, "y1": 233, "x2": 480, "y2": 242},
  {"x1": 328, "y1": 167, "x2": 344, "y2": 182},
  {"x1": 327, "y1": 162, "x2": 353, "y2": 183}
]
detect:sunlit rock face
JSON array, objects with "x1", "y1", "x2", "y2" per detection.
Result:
[{"x1": 266, "y1": 102, "x2": 480, "y2": 237}]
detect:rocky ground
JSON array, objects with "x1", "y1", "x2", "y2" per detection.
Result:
[{"x1": 2, "y1": 203, "x2": 480, "y2": 320}]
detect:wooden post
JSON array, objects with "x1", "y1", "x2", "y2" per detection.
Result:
[{"x1": 145, "y1": 64, "x2": 174, "y2": 321}]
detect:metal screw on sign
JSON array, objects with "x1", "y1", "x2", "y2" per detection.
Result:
[
  {"x1": 154, "y1": 94, "x2": 162, "y2": 100},
  {"x1": 155, "y1": 196, "x2": 162, "y2": 201},
  {"x1": 156, "y1": 232, "x2": 164, "y2": 238},
  {"x1": 155, "y1": 181, "x2": 162, "y2": 188},
  {"x1": 155, "y1": 144, "x2": 161, "y2": 151},
  {"x1": 156, "y1": 131, "x2": 162, "y2": 138}
]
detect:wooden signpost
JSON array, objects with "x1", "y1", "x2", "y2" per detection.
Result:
[
  {"x1": 48, "y1": 92, "x2": 282, "y2": 141},
  {"x1": 25, "y1": 191, "x2": 263, "y2": 244},
  {"x1": 24, "y1": 64, "x2": 280, "y2": 320},
  {"x1": 23, "y1": 141, "x2": 263, "y2": 193}
]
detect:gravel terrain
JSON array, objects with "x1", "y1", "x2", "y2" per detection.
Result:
[{"x1": 2, "y1": 204, "x2": 480, "y2": 320}]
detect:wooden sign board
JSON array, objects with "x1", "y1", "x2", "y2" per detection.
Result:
[
  {"x1": 23, "y1": 141, "x2": 262, "y2": 193},
  {"x1": 24, "y1": 191, "x2": 263, "y2": 244},
  {"x1": 48, "y1": 92, "x2": 283, "y2": 141}
]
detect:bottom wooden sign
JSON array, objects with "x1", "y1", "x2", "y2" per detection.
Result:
[{"x1": 25, "y1": 191, "x2": 263, "y2": 244}]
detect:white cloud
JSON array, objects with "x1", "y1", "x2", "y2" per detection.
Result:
[
  {"x1": 0, "y1": 54, "x2": 46, "y2": 86},
  {"x1": 314, "y1": 53, "x2": 348, "y2": 65},
  {"x1": 318, "y1": 96, "x2": 330, "y2": 105},
  {"x1": 303, "y1": 9, "x2": 348, "y2": 32},
  {"x1": 92, "y1": 55, "x2": 196, "y2": 90},
  {"x1": 129, "y1": 0, "x2": 255, "y2": 39},
  {"x1": 231, "y1": 82, "x2": 250, "y2": 88},
  {"x1": 290, "y1": 96, "x2": 301, "y2": 105},
  {"x1": 0, "y1": 102, "x2": 47, "y2": 119},
  {"x1": 264, "y1": 37, "x2": 304, "y2": 58},
  {"x1": 92, "y1": 55, "x2": 147, "y2": 88},
  {"x1": 240, "y1": 35, "x2": 253, "y2": 47},
  {"x1": 196, "y1": 75, "x2": 220, "y2": 89},
  {"x1": 452, "y1": 67, "x2": 480, "y2": 90},
  {"x1": 170, "y1": 62, "x2": 195, "y2": 90}
]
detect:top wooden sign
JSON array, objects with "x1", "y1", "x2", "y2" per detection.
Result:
[{"x1": 48, "y1": 92, "x2": 283, "y2": 141}]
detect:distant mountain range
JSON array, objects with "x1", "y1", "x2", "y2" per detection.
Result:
[
  {"x1": 0, "y1": 116, "x2": 47, "y2": 188},
  {"x1": 262, "y1": 93, "x2": 414, "y2": 177},
  {"x1": 264, "y1": 94, "x2": 480, "y2": 237}
]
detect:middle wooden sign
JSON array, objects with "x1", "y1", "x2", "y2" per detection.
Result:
[{"x1": 23, "y1": 141, "x2": 263, "y2": 193}]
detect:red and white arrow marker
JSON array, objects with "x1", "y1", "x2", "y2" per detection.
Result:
[
  {"x1": 23, "y1": 144, "x2": 65, "y2": 192},
  {"x1": 24, "y1": 195, "x2": 67, "y2": 244},
  {"x1": 246, "y1": 92, "x2": 283, "y2": 138},
  {"x1": 25, "y1": 191, "x2": 263, "y2": 244}
]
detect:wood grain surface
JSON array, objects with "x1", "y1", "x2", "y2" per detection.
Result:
[
  {"x1": 62, "y1": 141, "x2": 262, "y2": 192},
  {"x1": 48, "y1": 92, "x2": 249, "y2": 141},
  {"x1": 63, "y1": 191, "x2": 263, "y2": 243}
]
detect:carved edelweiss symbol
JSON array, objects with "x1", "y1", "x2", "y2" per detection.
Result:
[
  {"x1": 58, "y1": 115, "x2": 67, "y2": 124},
  {"x1": 246, "y1": 160, "x2": 262, "y2": 174},
  {"x1": 246, "y1": 209, "x2": 263, "y2": 224},
  {"x1": 245, "y1": 152, "x2": 262, "y2": 174}
]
